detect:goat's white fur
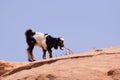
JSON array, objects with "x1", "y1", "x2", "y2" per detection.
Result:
[{"x1": 33, "y1": 32, "x2": 47, "y2": 50}]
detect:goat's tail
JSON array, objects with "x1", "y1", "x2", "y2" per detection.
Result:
[{"x1": 25, "y1": 29, "x2": 32, "y2": 37}]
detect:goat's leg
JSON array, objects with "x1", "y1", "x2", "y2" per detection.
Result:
[
  {"x1": 27, "y1": 45, "x2": 36, "y2": 62},
  {"x1": 27, "y1": 49, "x2": 32, "y2": 61},
  {"x1": 42, "y1": 48, "x2": 46, "y2": 59},
  {"x1": 48, "y1": 49, "x2": 53, "y2": 58}
]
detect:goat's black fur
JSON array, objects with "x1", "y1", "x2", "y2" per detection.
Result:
[{"x1": 25, "y1": 29, "x2": 64, "y2": 62}]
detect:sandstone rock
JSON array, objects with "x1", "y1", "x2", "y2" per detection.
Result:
[{"x1": 0, "y1": 46, "x2": 120, "y2": 80}]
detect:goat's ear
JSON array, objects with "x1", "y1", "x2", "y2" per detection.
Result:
[
  {"x1": 58, "y1": 37, "x2": 64, "y2": 43},
  {"x1": 58, "y1": 37, "x2": 61, "y2": 41}
]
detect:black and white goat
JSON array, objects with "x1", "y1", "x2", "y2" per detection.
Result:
[{"x1": 25, "y1": 29, "x2": 64, "y2": 62}]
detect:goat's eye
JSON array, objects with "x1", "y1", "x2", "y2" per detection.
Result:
[{"x1": 61, "y1": 41, "x2": 64, "y2": 43}]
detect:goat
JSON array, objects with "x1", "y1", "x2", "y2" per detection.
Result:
[{"x1": 25, "y1": 29, "x2": 64, "y2": 62}]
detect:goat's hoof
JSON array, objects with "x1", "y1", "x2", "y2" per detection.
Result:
[
  {"x1": 43, "y1": 57, "x2": 46, "y2": 59},
  {"x1": 28, "y1": 59, "x2": 33, "y2": 62},
  {"x1": 43, "y1": 58, "x2": 46, "y2": 59},
  {"x1": 33, "y1": 59, "x2": 36, "y2": 61},
  {"x1": 28, "y1": 59, "x2": 36, "y2": 62}
]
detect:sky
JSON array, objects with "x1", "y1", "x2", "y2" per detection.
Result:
[{"x1": 0, "y1": 0, "x2": 120, "y2": 62}]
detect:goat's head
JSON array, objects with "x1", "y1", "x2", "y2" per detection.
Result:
[{"x1": 58, "y1": 37, "x2": 64, "y2": 50}]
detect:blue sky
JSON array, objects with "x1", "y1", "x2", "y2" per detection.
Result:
[{"x1": 0, "y1": 0, "x2": 120, "y2": 62}]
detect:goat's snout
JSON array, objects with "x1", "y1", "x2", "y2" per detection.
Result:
[{"x1": 60, "y1": 43, "x2": 64, "y2": 50}]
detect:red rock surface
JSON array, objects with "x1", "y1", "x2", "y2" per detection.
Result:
[{"x1": 0, "y1": 46, "x2": 120, "y2": 80}]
